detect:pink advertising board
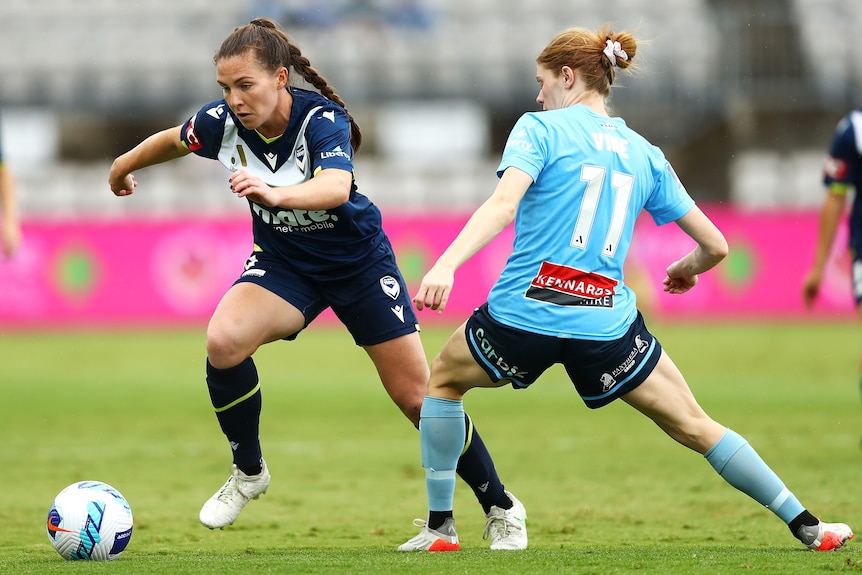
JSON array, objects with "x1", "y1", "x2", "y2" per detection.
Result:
[{"x1": 0, "y1": 207, "x2": 854, "y2": 329}]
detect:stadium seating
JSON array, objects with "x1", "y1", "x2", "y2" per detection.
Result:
[{"x1": 0, "y1": 0, "x2": 858, "y2": 214}]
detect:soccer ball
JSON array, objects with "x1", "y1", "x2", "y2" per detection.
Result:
[{"x1": 46, "y1": 481, "x2": 134, "y2": 561}]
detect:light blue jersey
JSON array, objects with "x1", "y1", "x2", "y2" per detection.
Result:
[{"x1": 488, "y1": 105, "x2": 695, "y2": 339}]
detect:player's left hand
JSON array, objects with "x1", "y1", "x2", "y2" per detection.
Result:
[{"x1": 662, "y1": 273, "x2": 697, "y2": 294}]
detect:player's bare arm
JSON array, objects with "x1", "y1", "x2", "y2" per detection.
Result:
[
  {"x1": 413, "y1": 167, "x2": 531, "y2": 312},
  {"x1": 230, "y1": 167, "x2": 351, "y2": 209},
  {"x1": 802, "y1": 188, "x2": 846, "y2": 307},
  {"x1": 663, "y1": 206, "x2": 728, "y2": 294},
  {"x1": 109, "y1": 126, "x2": 190, "y2": 196}
]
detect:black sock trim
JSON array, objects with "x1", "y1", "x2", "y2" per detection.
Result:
[
  {"x1": 788, "y1": 510, "x2": 818, "y2": 539},
  {"x1": 428, "y1": 510, "x2": 453, "y2": 531}
]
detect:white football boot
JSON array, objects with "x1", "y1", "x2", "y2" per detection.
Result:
[{"x1": 199, "y1": 460, "x2": 270, "y2": 529}]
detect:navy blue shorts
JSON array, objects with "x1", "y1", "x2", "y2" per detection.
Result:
[
  {"x1": 233, "y1": 244, "x2": 419, "y2": 346},
  {"x1": 465, "y1": 304, "x2": 662, "y2": 408}
]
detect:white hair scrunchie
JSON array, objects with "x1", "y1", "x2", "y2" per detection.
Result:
[{"x1": 603, "y1": 39, "x2": 629, "y2": 67}]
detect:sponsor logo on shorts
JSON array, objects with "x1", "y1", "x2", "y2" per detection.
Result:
[
  {"x1": 599, "y1": 334, "x2": 651, "y2": 392},
  {"x1": 470, "y1": 326, "x2": 528, "y2": 380},
  {"x1": 599, "y1": 373, "x2": 616, "y2": 391},
  {"x1": 242, "y1": 254, "x2": 265, "y2": 277},
  {"x1": 526, "y1": 261, "x2": 617, "y2": 307},
  {"x1": 391, "y1": 304, "x2": 405, "y2": 323}
]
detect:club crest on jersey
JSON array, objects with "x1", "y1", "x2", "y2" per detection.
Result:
[
  {"x1": 526, "y1": 261, "x2": 617, "y2": 308},
  {"x1": 380, "y1": 276, "x2": 400, "y2": 300}
]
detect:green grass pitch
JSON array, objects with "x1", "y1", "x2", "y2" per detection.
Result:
[{"x1": 1, "y1": 321, "x2": 860, "y2": 574}]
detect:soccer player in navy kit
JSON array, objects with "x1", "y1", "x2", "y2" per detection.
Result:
[
  {"x1": 802, "y1": 108, "x2": 862, "y2": 399},
  {"x1": 398, "y1": 26, "x2": 853, "y2": 552},
  {"x1": 108, "y1": 18, "x2": 526, "y2": 548}
]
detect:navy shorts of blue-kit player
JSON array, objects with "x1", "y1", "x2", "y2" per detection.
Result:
[
  {"x1": 465, "y1": 303, "x2": 662, "y2": 408},
  {"x1": 234, "y1": 245, "x2": 419, "y2": 346}
]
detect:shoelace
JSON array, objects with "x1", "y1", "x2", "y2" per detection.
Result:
[
  {"x1": 214, "y1": 475, "x2": 240, "y2": 503},
  {"x1": 483, "y1": 511, "x2": 520, "y2": 541},
  {"x1": 411, "y1": 518, "x2": 427, "y2": 528}
]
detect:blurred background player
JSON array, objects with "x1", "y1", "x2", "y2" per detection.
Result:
[
  {"x1": 398, "y1": 26, "x2": 853, "y2": 553},
  {"x1": 0, "y1": 112, "x2": 21, "y2": 257},
  {"x1": 801, "y1": 107, "x2": 862, "y2": 404},
  {"x1": 108, "y1": 18, "x2": 526, "y2": 549}
]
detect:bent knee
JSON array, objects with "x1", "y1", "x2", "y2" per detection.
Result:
[
  {"x1": 388, "y1": 385, "x2": 424, "y2": 427},
  {"x1": 206, "y1": 327, "x2": 257, "y2": 369}
]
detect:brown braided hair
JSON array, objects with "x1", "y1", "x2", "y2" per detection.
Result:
[{"x1": 215, "y1": 18, "x2": 363, "y2": 152}]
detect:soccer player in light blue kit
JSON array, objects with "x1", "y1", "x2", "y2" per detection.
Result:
[
  {"x1": 108, "y1": 18, "x2": 526, "y2": 548},
  {"x1": 399, "y1": 26, "x2": 853, "y2": 552}
]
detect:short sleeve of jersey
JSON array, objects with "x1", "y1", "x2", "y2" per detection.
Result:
[
  {"x1": 824, "y1": 113, "x2": 858, "y2": 186},
  {"x1": 644, "y1": 162, "x2": 695, "y2": 226},
  {"x1": 305, "y1": 105, "x2": 354, "y2": 174},
  {"x1": 496, "y1": 113, "x2": 546, "y2": 180},
  {"x1": 180, "y1": 101, "x2": 228, "y2": 160}
]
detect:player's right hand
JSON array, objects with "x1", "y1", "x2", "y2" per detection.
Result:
[
  {"x1": 801, "y1": 270, "x2": 821, "y2": 309},
  {"x1": 109, "y1": 173, "x2": 137, "y2": 197},
  {"x1": 413, "y1": 265, "x2": 455, "y2": 313}
]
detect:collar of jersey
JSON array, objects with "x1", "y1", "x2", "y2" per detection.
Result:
[{"x1": 255, "y1": 130, "x2": 283, "y2": 144}]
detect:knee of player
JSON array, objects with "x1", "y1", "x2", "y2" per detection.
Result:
[
  {"x1": 392, "y1": 394, "x2": 421, "y2": 427},
  {"x1": 205, "y1": 328, "x2": 256, "y2": 367}
]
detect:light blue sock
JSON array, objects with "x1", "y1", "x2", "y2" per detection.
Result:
[
  {"x1": 704, "y1": 429, "x2": 804, "y2": 523},
  {"x1": 420, "y1": 396, "x2": 465, "y2": 512}
]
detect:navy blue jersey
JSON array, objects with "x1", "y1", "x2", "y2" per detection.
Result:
[
  {"x1": 824, "y1": 108, "x2": 862, "y2": 249},
  {"x1": 180, "y1": 88, "x2": 385, "y2": 278}
]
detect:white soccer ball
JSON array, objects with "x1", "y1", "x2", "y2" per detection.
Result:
[{"x1": 46, "y1": 481, "x2": 134, "y2": 561}]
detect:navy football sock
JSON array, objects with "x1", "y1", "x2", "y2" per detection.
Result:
[
  {"x1": 457, "y1": 413, "x2": 508, "y2": 514},
  {"x1": 206, "y1": 357, "x2": 263, "y2": 471}
]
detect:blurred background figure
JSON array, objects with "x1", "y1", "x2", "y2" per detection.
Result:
[
  {"x1": 802, "y1": 106, "x2": 862, "y2": 399},
  {"x1": 0, "y1": 111, "x2": 21, "y2": 257}
]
